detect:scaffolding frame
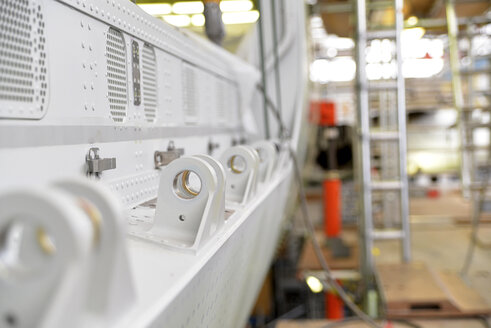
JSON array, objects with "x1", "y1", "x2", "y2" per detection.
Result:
[
  {"x1": 446, "y1": 0, "x2": 491, "y2": 197},
  {"x1": 354, "y1": 0, "x2": 411, "y2": 275}
]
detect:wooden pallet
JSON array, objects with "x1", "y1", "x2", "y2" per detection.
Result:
[
  {"x1": 276, "y1": 319, "x2": 487, "y2": 328},
  {"x1": 377, "y1": 262, "x2": 491, "y2": 318},
  {"x1": 298, "y1": 231, "x2": 360, "y2": 272}
]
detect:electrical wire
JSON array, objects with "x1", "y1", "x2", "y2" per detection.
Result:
[
  {"x1": 321, "y1": 318, "x2": 423, "y2": 328},
  {"x1": 320, "y1": 317, "x2": 361, "y2": 328},
  {"x1": 256, "y1": 83, "x2": 381, "y2": 328},
  {"x1": 478, "y1": 315, "x2": 491, "y2": 328},
  {"x1": 256, "y1": 3, "x2": 388, "y2": 321},
  {"x1": 256, "y1": 83, "x2": 427, "y2": 328},
  {"x1": 290, "y1": 146, "x2": 382, "y2": 328},
  {"x1": 257, "y1": 84, "x2": 289, "y2": 140},
  {"x1": 270, "y1": 0, "x2": 284, "y2": 138},
  {"x1": 255, "y1": 0, "x2": 271, "y2": 139},
  {"x1": 264, "y1": 305, "x2": 306, "y2": 328}
]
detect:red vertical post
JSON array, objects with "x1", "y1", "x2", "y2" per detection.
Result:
[
  {"x1": 325, "y1": 289, "x2": 344, "y2": 319},
  {"x1": 323, "y1": 177, "x2": 341, "y2": 238}
]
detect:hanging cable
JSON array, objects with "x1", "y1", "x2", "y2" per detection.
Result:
[
  {"x1": 257, "y1": 83, "x2": 427, "y2": 328},
  {"x1": 290, "y1": 146, "x2": 382, "y2": 328},
  {"x1": 255, "y1": 0, "x2": 271, "y2": 139},
  {"x1": 270, "y1": 0, "x2": 284, "y2": 138},
  {"x1": 256, "y1": 84, "x2": 288, "y2": 140},
  {"x1": 321, "y1": 318, "x2": 422, "y2": 328},
  {"x1": 256, "y1": 84, "x2": 381, "y2": 328}
]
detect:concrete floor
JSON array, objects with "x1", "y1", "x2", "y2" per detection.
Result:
[
  {"x1": 277, "y1": 318, "x2": 488, "y2": 328},
  {"x1": 289, "y1": 193, "x2": 491, "y2": 327},
  {"x1": 300, "y1": 192, "x2": 491, "y2": 305},
  {"x1": 374, "y1": 219, "x2": 491, "y2": 306}
]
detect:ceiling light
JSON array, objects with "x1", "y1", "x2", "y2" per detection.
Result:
[
  {"x1": 191, "y1": 14, "x2": 205, "y2": 27},
  {"x1": 163, "y1": 15, "x2": 192, "y2": 27},
  {"x1": 172, "y1": 1, "x2": 204, "y2": 15},
  {"x1": 222, "y1": 11, "x2": 259, "y2": 24},
  {"x1": 306, "y1": 276, "x2": 324, "y2": 293},
  {"x1": 407, "y1": 16, "x2": 418, "y2": 26},
  {"x1": 220, "y1": 1, "x2": 253, "y2": 13},
  {"x1": 402, "y1": 27, "x2": 425, "y2": 40},
  {"x1": 138, "y1": 4, "x2": 172, "y2": 16}
]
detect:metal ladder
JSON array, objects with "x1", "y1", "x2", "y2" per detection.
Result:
[
  {"x1": 354, "y1": 0, "x2": 411, "y2": 275},
  {"x1": 446, "y1": 0, "x2": 491, "y2": 198},
  {"x1": 446, "y1": 0, "x2": 491, "y2": 275}
]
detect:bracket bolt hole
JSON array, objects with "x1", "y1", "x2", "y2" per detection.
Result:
[
  {"x1": 228, "y1": 155, "x2": 247, "y2": 174},
  {"x1": 173, "y1": 170, "x2": 202, "y2": 199}
]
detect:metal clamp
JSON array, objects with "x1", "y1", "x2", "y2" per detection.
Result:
[
  {"x1": 86, "y1": 148, "x2": 116, "y2": 176},
  {"x1": 154, "y1": 141, "x2": 184, "y2": 169}
]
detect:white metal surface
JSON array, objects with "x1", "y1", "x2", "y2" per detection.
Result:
[
  {"x1": 220, "y1": 145, "x2": 260, "y2": 205},
  {"x1": 0, "y1": 0, "x2": 307, "y2": 326},
  {"x1": 0, "y1": 188, "x2": 94, "y2": 328},
  {"x1": 130, "y1": 156, "x2": 224, "y2": 252}
]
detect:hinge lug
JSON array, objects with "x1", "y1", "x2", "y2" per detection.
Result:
[
  {"x1": 86, "y1": 147, "x2": 116, "y2": 176},
  {"x1": 154, "y1": 141, "x2": 184, "y2": 169}
]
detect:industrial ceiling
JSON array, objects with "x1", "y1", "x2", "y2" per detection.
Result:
[{"x1": 319, "y1": 0, "x2": 491, "y2": 37}]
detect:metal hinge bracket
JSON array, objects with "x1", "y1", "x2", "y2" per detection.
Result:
[
  {"x1": 154, "y1": 141, "x2": 184, "y2": 169},
  {"x1": 86, "y1": 147, "x2": 116, "y2": 177}
]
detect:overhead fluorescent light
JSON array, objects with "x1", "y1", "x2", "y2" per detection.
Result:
[
  {"x1": 163, "y1": 15, "x2": 191, "y2": 27},
  {"x1": 402, "y1": 27, "x2": 426, "y2": 40},
  {"x1": 406, "y1": 16, "x2": 419, "y2": 26},
  {"x1": 220, "y1": 1, "x2": 253, "y2": 13},
  {"x1": 191, "y1": 14, "x2": 205, "y2": 27},
  {"x1": 138, "y1": 4, "x2": 172, "y2": 16},
  {"x1": 172, "y1": 1, "x2": 204, "y2": 15},
  {"x1": 222, "y1": 10, "x2": 259, "y2": 24}
]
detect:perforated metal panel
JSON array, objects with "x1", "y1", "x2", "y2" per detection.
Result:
[
  {"x1": 0, "y1": 0, "x2": 307, "y2": 327},
  {"x1": 128, "y1": 169, "x2": 294, "y2": 328},
  {"x1": 216, "y1": 79, "x2": 226, "y2": 124},
  {"x1": 106, "y1": 27, "x2": 127, "y2": 123},
  {"x1": 182, "y1": 63, "x2": 197, "y2": 123},
  {"x1": 141, "y1": 44, "x2": 157, "y2": 123},
  {"x1": 0, "y1": 0, "x2": 48, "y2": 119}
]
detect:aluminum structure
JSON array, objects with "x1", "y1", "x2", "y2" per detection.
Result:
[
  {"x1": 354, "y1": 0, "x2": 411, "y2": 275},
  {"x1": 445, "y1": 0, "x2": 491, "y2": 277},
  {"x1": 0, "y1": 0, "x2": 308, "y2": 327},
  {"x1": 446, "y1": 0, "x2": 491, "y2": 198}
]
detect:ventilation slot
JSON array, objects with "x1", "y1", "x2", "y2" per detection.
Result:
[
  {"x1": 142, "y1": 44, "x2": 157, "y2": 123},
  {"x1": 106, "y1": 27, "x2": 127, "y2": 123},
  {"x1": 182, "y1": 64, "x2": 197, "y2": 123},
  {"x1": 216, "y1": 79, "x2": 226, "y2": 124},
  {"x1": 0, "y1": 0, "x2": 48, "y2": 119}
]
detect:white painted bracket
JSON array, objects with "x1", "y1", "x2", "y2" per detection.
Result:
[
  {"x1": 194, "y1": 154, "x2": 226, "y2": 231},
  {"x1": 274, "y1": 140, "x2": 291, "y2": 170},
  {"x1": 131, "y1": 156, "x2": 225, "y2": 253},
  {"x1": 220, "y1": 145, "x2": 260, "y2": 205},
  {"x1": 53, "y1": 179, "x2": 135, "y2": 325},
  {"x1": 0, "y1": 188, "x2": 94, "y2": 328},
  {"x1": 252, "y1": 141, "x2": 278, "y2": 183}
]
